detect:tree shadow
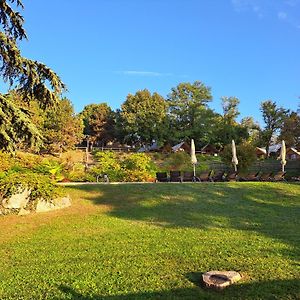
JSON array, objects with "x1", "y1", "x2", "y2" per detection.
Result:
[
  {"x1": 57, "y1": 277, "x2": 300, "y2": 299},
  {"x1": 67, "y1": 183, "x2": 300, "y2": 259}
]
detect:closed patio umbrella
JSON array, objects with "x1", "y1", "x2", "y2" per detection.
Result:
[
  {"x1": 232, "y1": 140, "x2": 238, "y2": 172},
  {"x1": 281, "y1": 140, "x2": 287, "y2": 172},
  {"x1": 191, "y1": 139, "x2": 197, "y2": 179}
]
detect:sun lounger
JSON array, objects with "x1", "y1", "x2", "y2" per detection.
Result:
[
  {"x1": 170, "y1": 171, "x2": 182, "y2": 182},
  {"x1": 239, "y1": 172, "x2": 260, "y2": 182},
  {"x1": 260, "y1": 172, "x2": 273, "y2": 182},
  {"x1": 210, "y1": 171, "x2": 225, "y2": 182},
  {"x1": 198, "y1": 170, "x2": 212, "y2": 182},
  {"x1": 270, "y1": 171, "x2": 286, "y2": 182},
  {"x1": 224, "y1": 172, "x2": 238, "y2": 181},
  {"x1": 182, "y1": 171, "x2": 199, "y2": 182},
  {"x1": 155, "y1": 172, "x2": 169, "y2": 182}
]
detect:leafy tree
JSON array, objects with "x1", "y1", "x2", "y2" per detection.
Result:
[
  {"x1": 279, "y1": 111, "x2": 300, "y2": 147},
  {"x1": 167, "y1": 81, "x2": 213, "y2": 142},
  {"x1": 42, "y1": 98, "x2": 84, "y2": 153},
  {"x1": 220, "y1": 141, "x2": 257, "y2": 171},
  {"x1": 80, "y1": 103, "x2": 115, "y2": 146},
  {"x1": 120, "y1": 89, "x2": 167, "y2": 145},
  {"x1": 221, "y1": 96, "x2": 240, "y2": 123},
  {"x1": 260, "y1": 100, "x2": 288, "y2": 157},
  {"x1": 0, "y1": 0, "x2": 65, "y2": 152},
  {"x1": 241, "y1": 116, "x2": 261, "y2": 145},
  {"x1": 211, "y1": 97, "x2": 248, "y2": 148}
]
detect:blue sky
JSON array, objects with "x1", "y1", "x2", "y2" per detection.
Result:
[{"x1": 17, "y1": 0, "x2": 300, "y2": 123}]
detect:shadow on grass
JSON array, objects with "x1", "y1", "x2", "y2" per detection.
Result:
[
  {"x1": 67, "y1": 182, "x2": 300, "y2": 259},
  {"x1": 57, "y1": 277, "x2": 300, "y2": 299}
]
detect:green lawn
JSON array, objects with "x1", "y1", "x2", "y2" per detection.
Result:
[{"x1": 0, "y1": 182, "x2": 299, "y2": 299}]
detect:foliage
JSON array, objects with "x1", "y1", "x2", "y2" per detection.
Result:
[
  {"x1": 161, "y1": 151, "x2": 191, "y2": 171},
  {"x1": 42, "y1": 98, "x2": 84, "y2": 153},
  {"x1": 0, "y1": 183, "x2": 299, "y2": 299},
  {"x1": 220, "y1": 141, "x2": 257, "y2": 171},
  {"x1": 241, "y1": 116, "x2": 261, "y2": 145},
  {"x1": 221, "y1": 96, "x2": 240, "y2": 122},
  {"x1": 34, "y1": 159, "x2": 64, "y2": 181},
  {"x1": 260, "y1": 100, "x2": 289, "y2": 156},
  {"x1": 80, "y1": 103, "x2": 115, "y2": 146},
  {"x1": 121, "y1": 153, "x2": 156, "y2": 182},
  {"x1": 0, "y1": 170, "x2": 61, "y2": 202},
  {"x1": 0, "y1": 150, "x2": 14, "y2": 172},
  {"x1": 0, "y1": 0, "x2": 65, "y2": 152},
  {"x1": 167, "y1": 81, "x2": 213, "y2": 142},
  {"x1": 279, "y1": 111, "x2": 300, "y2": 147},
  {"x1": 91, "y1": 151, "x2": 123, "y2": 182},
  {"x1": 120, "y1": 89, "x2": 167, "y2": 145}
]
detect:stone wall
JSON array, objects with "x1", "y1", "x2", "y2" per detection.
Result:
[{"x1": 0, "y1": 188, "x2": 71, "y2": 216}]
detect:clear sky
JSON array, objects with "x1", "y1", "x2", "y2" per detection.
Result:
[{"x1": 17, "y1": 0, "x2": 300, "y2": 123}]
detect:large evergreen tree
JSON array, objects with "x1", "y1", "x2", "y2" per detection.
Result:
[{"x1": 0, "y1": 0, "x2": 65, "y2": 151}]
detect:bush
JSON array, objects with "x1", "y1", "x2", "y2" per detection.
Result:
[
  {"x1": 34, "y1": 159, "x2": 64, "y2": 181},
  {"x1": 161, "y1": 151, "x2": 191, "y2": 171},
  {"x1": 91, "y1": 151, "x2": 124, "y2": 182},
  {"x1": 220, "y1": 142, "x2": 256, "y2": 171},
  {"x1": 122, "y1": 153, "x2": 156, "y2": 182},
  {"x1": 0, "y1": 151, "x2": 15, "y2": 173},
  {"x1": 0, "y1": 171, "x2": 62, "y2": 203}
]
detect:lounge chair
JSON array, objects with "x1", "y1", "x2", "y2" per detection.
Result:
[
  {"x1": 270, "y1": 171, "x2": 286, "y2": 182},
  {"x1": 198, "y1": 170, "x2": 212, "y2": 182},
  {"x1": 239, "y1": 172, "x2": 260, "y2": 182},
  {"x1": 155, "y1": 172, "x2": 169, "y2": 182},
  {"x1": 170, "y1": 171, "x2": 182, "y2": 182},
  {"x1": 260, "y1": 172, "x2": 273, "y2": 182},
  {"x1": 291, "y1": 175, "x2": 300, "y2": 181},
  {"x1": 224, "y1": 172, "x2": 238, "y2": 181},
  {"x1": 182, "y1": 171, "x2": 200, "y2": 182},
  {"x1": 211, "y1": 171, "x2": 225, "y2": 182}
]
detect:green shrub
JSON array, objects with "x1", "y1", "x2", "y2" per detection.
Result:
[
  {"x1": 15, "y1": 152, "x2": 43, "y2": 169},
  {"x1": 161, "y1": 151, "x2": 191, "y2": 171},
  {"x1": 0, "y1": 151, "x2": 15, "y2": 172},
  {"x1": 0, "y1": 171, "x2": 62, "y2": 203},
  {"x1": 122, "y1": 153, "x2": 156, "y2": 182},
  {"x1": 34, "y1": 159, "x2": 64, "y2": 181},
  {"x1": 66, "y1": 163, "x2": 94, "y2": 182},
  {"x1": 220, "y1": 142, "x2": 256, "y2": 171},
  {"x1": 92, "y1": 151, "x2": 124, "y2": 182}
]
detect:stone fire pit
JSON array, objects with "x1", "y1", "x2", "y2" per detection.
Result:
[{"x1": 202, "y1": 270, "x2": 241, "y2": 290}]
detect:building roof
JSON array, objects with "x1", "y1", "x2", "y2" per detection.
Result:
[{"x1": 288, "y1": 147, "x2": 300, "y2": 156}]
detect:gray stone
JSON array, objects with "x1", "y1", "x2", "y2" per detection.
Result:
[
  {"x1": 36, "y1": 196, "x2": 71, "y2": 213},
  {"x1": 2, "y1": 188, "x2": 31, "y2": 209},
  {"x1": 202, "y1": 270, "x2": 241, "y2": 290}
]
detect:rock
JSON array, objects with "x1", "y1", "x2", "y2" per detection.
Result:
[
  {"x1": 202, "y1": 270, "x2": 241, "y2": 290},
  {"x1": 36, "y1": 196, "x2": 71, "y2": 213},
  {"x1": 18, "y1": 208, "x2": 31, "y2": 216},
  {"x1": 2, "y1": 188, "x2": 31, "y2": 209}
]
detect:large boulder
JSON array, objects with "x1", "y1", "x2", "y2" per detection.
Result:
[
  {"x1": 2, "y1": 188, "x2": 31, "y2": 209},
  {"x1": 36, "y1": 196, "x2": 71, "y2": 213}
]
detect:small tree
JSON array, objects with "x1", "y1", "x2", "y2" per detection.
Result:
[
  {"x1": 220, "y1": 142, "x2": 256, "y2": 171},
  {"x1": 260, "y1": 100, "x2": 288, "y2": 157}
]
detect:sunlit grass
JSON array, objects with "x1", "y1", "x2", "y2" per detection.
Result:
[{"x1": 0, "y1": 182, "x2": 299, "y2": 299}]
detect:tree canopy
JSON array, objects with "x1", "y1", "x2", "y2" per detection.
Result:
[
  {"x1": 120, "y1": 89, "x2": 167, "y2": 145},
  {"x1": 0, "y1": 0, "x2": 65, "y2": 152}
]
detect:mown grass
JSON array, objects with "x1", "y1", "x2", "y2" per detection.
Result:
[{"x1": 0, "y1": 182, "x2": 299, "y2": 299}]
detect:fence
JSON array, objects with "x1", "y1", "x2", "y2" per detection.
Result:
[{"x1": 207, "y1": 160, "x2": 300, "y2": 173}]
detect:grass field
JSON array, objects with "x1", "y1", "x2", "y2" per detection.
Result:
[{"x1": 0, "y1": 182, "x2": 299, "y2": 299}]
